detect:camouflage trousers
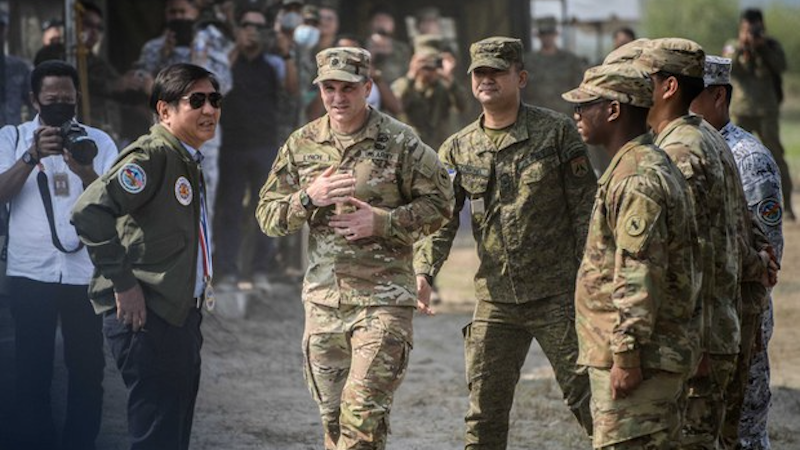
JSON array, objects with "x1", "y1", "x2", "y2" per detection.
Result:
[
  {"x1": 736, "y1": 304, "x2": 774, "y2": 450},
  {"x1": 302, "y1": 302, "x2": 413, "y2": 450},
  {"x1": 464, "y1": 293, "x2": 593, "y2": 449},
  {"x1": 680, "y1": 354, "x2": 737, "y2": 449},
  {"x1": 588, "y1": 367, "x2": 684, "y2": 449}
]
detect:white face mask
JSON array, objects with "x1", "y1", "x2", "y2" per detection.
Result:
[{"x1": 294, "y1": 24, "x2": 320, "y2": 48}]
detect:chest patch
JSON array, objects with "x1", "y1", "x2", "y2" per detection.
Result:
[
  {"x1": 175, "y1": 176, "x2": 193, "y2": 206},
  {"x1": 757, "y1": 198, "x2": 782, "y2": 227},
  {"x1": 117, "y1": 163, "x2": 147, "y2": 194}
]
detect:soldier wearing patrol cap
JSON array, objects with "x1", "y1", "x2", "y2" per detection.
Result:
[
  {"x1": 564, "y1": 63, "x2": 701, "y2": 450},
  {"x1": 257, "y1": 47, "x2": 453, "y2": 450},
  {"x1": 415, "y1": 36, "x2": 595, "y2": 448},
  {"x1": 690, "y1": 55, "x2": 782, "y2": 450},
  {"x1": 636, "y1": 38, "x2": 764, "y2": 449}
]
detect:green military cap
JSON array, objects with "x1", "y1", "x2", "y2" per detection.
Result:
[
  {"x1": 637, "y1": 37, "x2": 705, "y2": 79},
  {"x1": 467, "y1": 36, "x2": 523, "y2": 73},
  {"x1": 414, "y1": 34, "x2": 443, "y2": 53},
  {"x1": 603, "y1": 38, "x2": 650, "y2": 65},
  {"x1": 313, "y1": 47, "x2": 371, "y2": 84},
  {"x1": 562, "y1": 63, "x2": 654, "y2": 108},
  {"x1": 703, "y1": 55, "x2": 731, "y2": 87},
  {"x1": 537, "y1": 16, "x2": 558, "y2": 35}
]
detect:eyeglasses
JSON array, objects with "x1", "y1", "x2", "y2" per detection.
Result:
[
  {"x1": 182, "y1": 92, "x2": 223, "y2": 109},
  {"x1": 573, "y1": 99, "x2": 608, "y2": 115}
]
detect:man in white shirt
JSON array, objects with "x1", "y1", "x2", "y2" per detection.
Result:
[{"x1": 0, "y1": 60, "x2": 117, "y2": 450}]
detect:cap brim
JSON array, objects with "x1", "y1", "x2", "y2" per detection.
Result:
[
  {"x1": 561, "y1": 87, "x2": 602, "y2": 104},
  {"x1": 467, "y1": 57, "x2": 511, "y2": 74},
  {"x1": 313, "y1": 70, "x2": 365, "y2": 84}
]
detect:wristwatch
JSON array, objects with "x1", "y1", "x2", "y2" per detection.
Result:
[
  {"x1": 22, "y1": 151, "x2": 39, "y2": 166},
  {"x1": 299, "y1": 189, "x2": 314, "y2": 210}
]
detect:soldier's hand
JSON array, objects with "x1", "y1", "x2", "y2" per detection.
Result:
[
  {"x1": 759, "y1": 249, "x2": 779, "y2": 288},
  {"x1": 329, "y1": 197, "x2": 375, "y2": 241},
  {"x1": 306, "y1": 165, "x2": 356, "y2": 207},
  {"x1": 416, "y1": 275, "x2": 435, "y2": 315},
  {"x1": 115, "y1": 283, "x2": 147, "y2": 332},
  {"x1": 610, "y1": 364, "x2": 642, "y2": 400}
]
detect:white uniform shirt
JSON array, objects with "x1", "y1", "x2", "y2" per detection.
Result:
[{"x1": 0, "y1": 116, "x2": 118, "y2": 285}]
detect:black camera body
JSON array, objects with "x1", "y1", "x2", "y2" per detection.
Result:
[
  {"x1": 60, "y1": 122, "x2": 98, "y2": 165},
  {"x1": 750, "y1": 24, "x2": 765, "y2": 39}
]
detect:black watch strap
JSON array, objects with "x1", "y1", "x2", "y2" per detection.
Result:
[{"x1": 22, "y1": 151, "x2": 38, "y2": 166}]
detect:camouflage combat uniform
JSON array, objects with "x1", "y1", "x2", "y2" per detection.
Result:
[
  {"x1": 636, "y1": 38, "x2": 745, "y2": 449},
  {"x1": 524, "y1": 49, "x2": 585, "y2": 117},
  {"x1": 724, "y1": 36, "x2": 793, "y2": 218},
  {"x1": 720, "y1": 121, "x2": 784, "y2": 450},
  {"x1": 391, "y1": 76, "x2": 468, "y2": 150},
  {"x1": 257, "y1": 48, "x2": 453, "y2": 450},
  {"x1": 415, "y1": 37, "x2": 596, "y2": 448},
  {"x1": 563, "y1": 62, "x2": 701, "y2": 450}
]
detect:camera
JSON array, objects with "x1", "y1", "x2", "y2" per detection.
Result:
[
  {"x1": 749, "y1": 24, "x2": 765, "y2": 39},
  {"x1": 60, "y1": 122, "x2": 98, "y2": 165}
]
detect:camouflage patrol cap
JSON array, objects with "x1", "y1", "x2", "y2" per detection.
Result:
[
  {"x1": 603, "y1": 38, "x2": 650, "y2": 65},
  {"x1": 637, "y1": 38, "x2": 705, "y2": 79},
  {"x1": 703, "y1": 55, "x2": 732, "y2": 87},
  {"x1": 414, "y1": 34, "x2": 443, "y2": 53},
  {"x1": 313, "y1": 47, "x2": 371, "y2": 84},
  {"x1": 537, "y1": 16, "x2": 558, "y2": 35},
  {"x1": 562, "y1": 64, "x2": 654, "y2": 108},
  {"x1": 467, "y1": 37, "x2": 523, "y2": 73}
]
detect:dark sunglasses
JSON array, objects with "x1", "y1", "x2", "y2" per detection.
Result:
[
  {"x1": 573, "y1": 99, "x2": 608, "y2": 115},
  {"x1": 182, "y1": 92, "x2": 223, "y2": 109}
]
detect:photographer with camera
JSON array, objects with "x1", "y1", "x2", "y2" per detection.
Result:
[{"x1": 0, "y1": 60, "x2": 117, "y2": 450}]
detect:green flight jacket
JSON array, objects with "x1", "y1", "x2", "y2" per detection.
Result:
[{"x1": 72, "y1": 124, "x2": 202, "y2": 327}]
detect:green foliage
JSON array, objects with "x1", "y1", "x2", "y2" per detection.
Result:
[
  {"x1": 641, "y1": 0, "x2": 739, "y2": 56},
  {"x1": 764, "y1": 5, "x2": 800, "y2": 72}
]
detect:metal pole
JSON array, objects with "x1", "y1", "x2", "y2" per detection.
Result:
[{"x1": 65, "y1": 0, "x2": 76, "y2": 66}]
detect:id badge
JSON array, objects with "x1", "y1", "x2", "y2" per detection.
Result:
[
  {"x1": 53, "y1": 172, "x2": 70, "y2": 197},
  {"x1": 470, "y1": 197, "x2": 485, "y2": 216}
]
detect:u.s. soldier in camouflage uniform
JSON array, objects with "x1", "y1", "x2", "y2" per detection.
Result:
[
  {"x1": 690, "y1": 55, "x2": 783, "y2": 450},
  {"x1": 256, "y1": 47, "x2": 453, "y2": 450},
  {"x1": 414, "y1": 37, "x2": 596, "y2": 448},
  {"x1": 634, "y1": 38, "x2": 757, "y2": 449},
  {"x1": 723, "y1": 8, "x2": 794, "y2": 221},
  {"x1": 564, "y1": 62, "x2": 701, "y2": 450}
]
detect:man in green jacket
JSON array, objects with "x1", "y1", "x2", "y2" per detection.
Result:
[{"x1": 72, "y1": 63, "x2": 222, "y2": 450}]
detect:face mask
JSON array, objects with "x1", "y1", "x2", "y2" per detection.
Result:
[
  {"x1": 294, "y1": 24, "x2": 320, "y2": 48},
  {"x1": 39, "y1": 102, "x2": 76, "y2": 126},
  {"x1": 279, "y1": 12, "x2": 303, "y2": 32}
]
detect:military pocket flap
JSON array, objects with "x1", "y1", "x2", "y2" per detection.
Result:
[
  {"x1": 521, "y1": 155, "x2": 558, "y2": 184},
  {"x1": 128, "y1": 233, "x2": 187, "y2": 265},
  {"x1": 461, "y1": 175, "x2": 489, "y2": 195}
]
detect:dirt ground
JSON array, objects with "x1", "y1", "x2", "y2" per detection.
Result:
[{"x1": 1, "y1": 222, "x2": 799, "y2": 449}]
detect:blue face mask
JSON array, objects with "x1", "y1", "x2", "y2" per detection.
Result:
[{"x1": 294, "y1": 24, "x2": 320, "y2": 48}]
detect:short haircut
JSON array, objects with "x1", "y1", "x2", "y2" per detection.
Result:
[
  {"x1": 236, "y1": 5, "x2": 265, "y2": 24},
  {"x1": 369, "y1": 5, "x2": 396, "y2": 19},
  {"x1": 31, "y1": 60, "x2": 80, "y2": 99},
  {"x1": 741, "y1": 8, "x2": 763, "y2": 24},
  {"x1": 654, "y1": 71, "x2": 705, "y2": 108},
  {"x1": 621, "y1": 102, "x2": 650, "y2": 124},
  {"x1": 149, "y1": 63, "x2": 220, "y2": 112},
  {"x1": 614, "y1": 27, "x2": 635, "y2": 41},
  {"x1": 723, "y1": 84, "x2": 733, "y2": 105},
  {"x1": 79, "y1": 1, "x2": 104, "y2": 18},
  {"x1": 335, "y1": 33, "x2": 365, "y2": 47}
]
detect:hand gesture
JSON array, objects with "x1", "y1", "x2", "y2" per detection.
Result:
[
  {"x1": 329, "y1": 197, "x2": 375, "y2": 241},
  {"x1": 306, "y1": 165, "x2": 356, "y2": 207}
]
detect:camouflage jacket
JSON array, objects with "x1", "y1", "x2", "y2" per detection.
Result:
[
  {"x1": 414, "y1": 104, "x2": 597, "y2": 303},
  {"x1": 391, "y1": 76, "x2": 468, "y2": 150},
  {"x1": 723, "y1": 121, "x2": 784, "y2": 314},
  {"x1": 523, "y1": 49, "x2": 585, "y2": 116},
  {"x1": 575, "y1": 134, "x2": 701, "y2": 373},
  {"x1": 655, "y1": 115, "x2": 741, "y2": 355},
  {"x1": 724, "y1": 38, "x2": 787, "y2": 117},
  {"x1": 256, "y1": 108, "x2": 453, "y2": 308}
]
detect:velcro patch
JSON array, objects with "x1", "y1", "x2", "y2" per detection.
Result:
[
  {"x1": 174, "y1": 176, "x2": 193, "y2": 206},
  {"x1": 757, "y1": 198, "x2": 782, "y2": 227},
  {"x1": 117, "y1": 163, "x2": 146, "y2": 194},
  {"x1": 570, "y1": 156, "x2": 590, "y2": 178}
]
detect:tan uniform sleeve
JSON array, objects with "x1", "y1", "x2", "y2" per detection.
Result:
[
  {"x1": 560, "y1": 121, "x2": 597, "y2": 259},
  {"x1": 256, "y1": 139, "x2": 310, "y2": 237}
]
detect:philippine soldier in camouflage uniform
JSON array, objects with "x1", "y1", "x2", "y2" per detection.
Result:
[
  {"x1": 723, "y1": 8, "x2": 794, "y2": 221},
  {"x1": 256, "y1": 47, "x2": 453, "y2": 450},
  {"x1": 415, "y1": 37, "x2": 596, "y2": 448},
  {"x1": 635, "y1": 38, "x2": 755, "y2": 449},
  {"x1": 564, "y1": 63, "x2": 700, "y2": 450},
  {"x1": 690, "y1": 55, "x2": 783, "y2": 450}
]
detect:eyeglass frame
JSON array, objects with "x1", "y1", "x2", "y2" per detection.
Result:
[
  {"x1": 573, "y1": 98, "x2": 610, "y2": 115},
  {"x1": 181, "y1": 92, "x2": 223, "y2": 109}
]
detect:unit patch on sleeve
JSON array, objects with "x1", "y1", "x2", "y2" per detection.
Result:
[
  {"x1": 757, "y1": 198, "x2": 782, "y2": 227},
  {"x1": 117, "y1": 163, "x2": 147, "y2": 194}
]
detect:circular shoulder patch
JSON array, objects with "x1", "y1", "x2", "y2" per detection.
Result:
[
  {"x1": 174, "y1": 176, "x2": 193, "y2": 206},
  {"x1": 757, "y1": 198, "x2": 782, "y2": 227},
  {"x1": 625, "y1": 215, "x2": 647, "y2": 236},
  {"x1": 117, "y1": 163, "x2": 147, "y2": 194}
]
